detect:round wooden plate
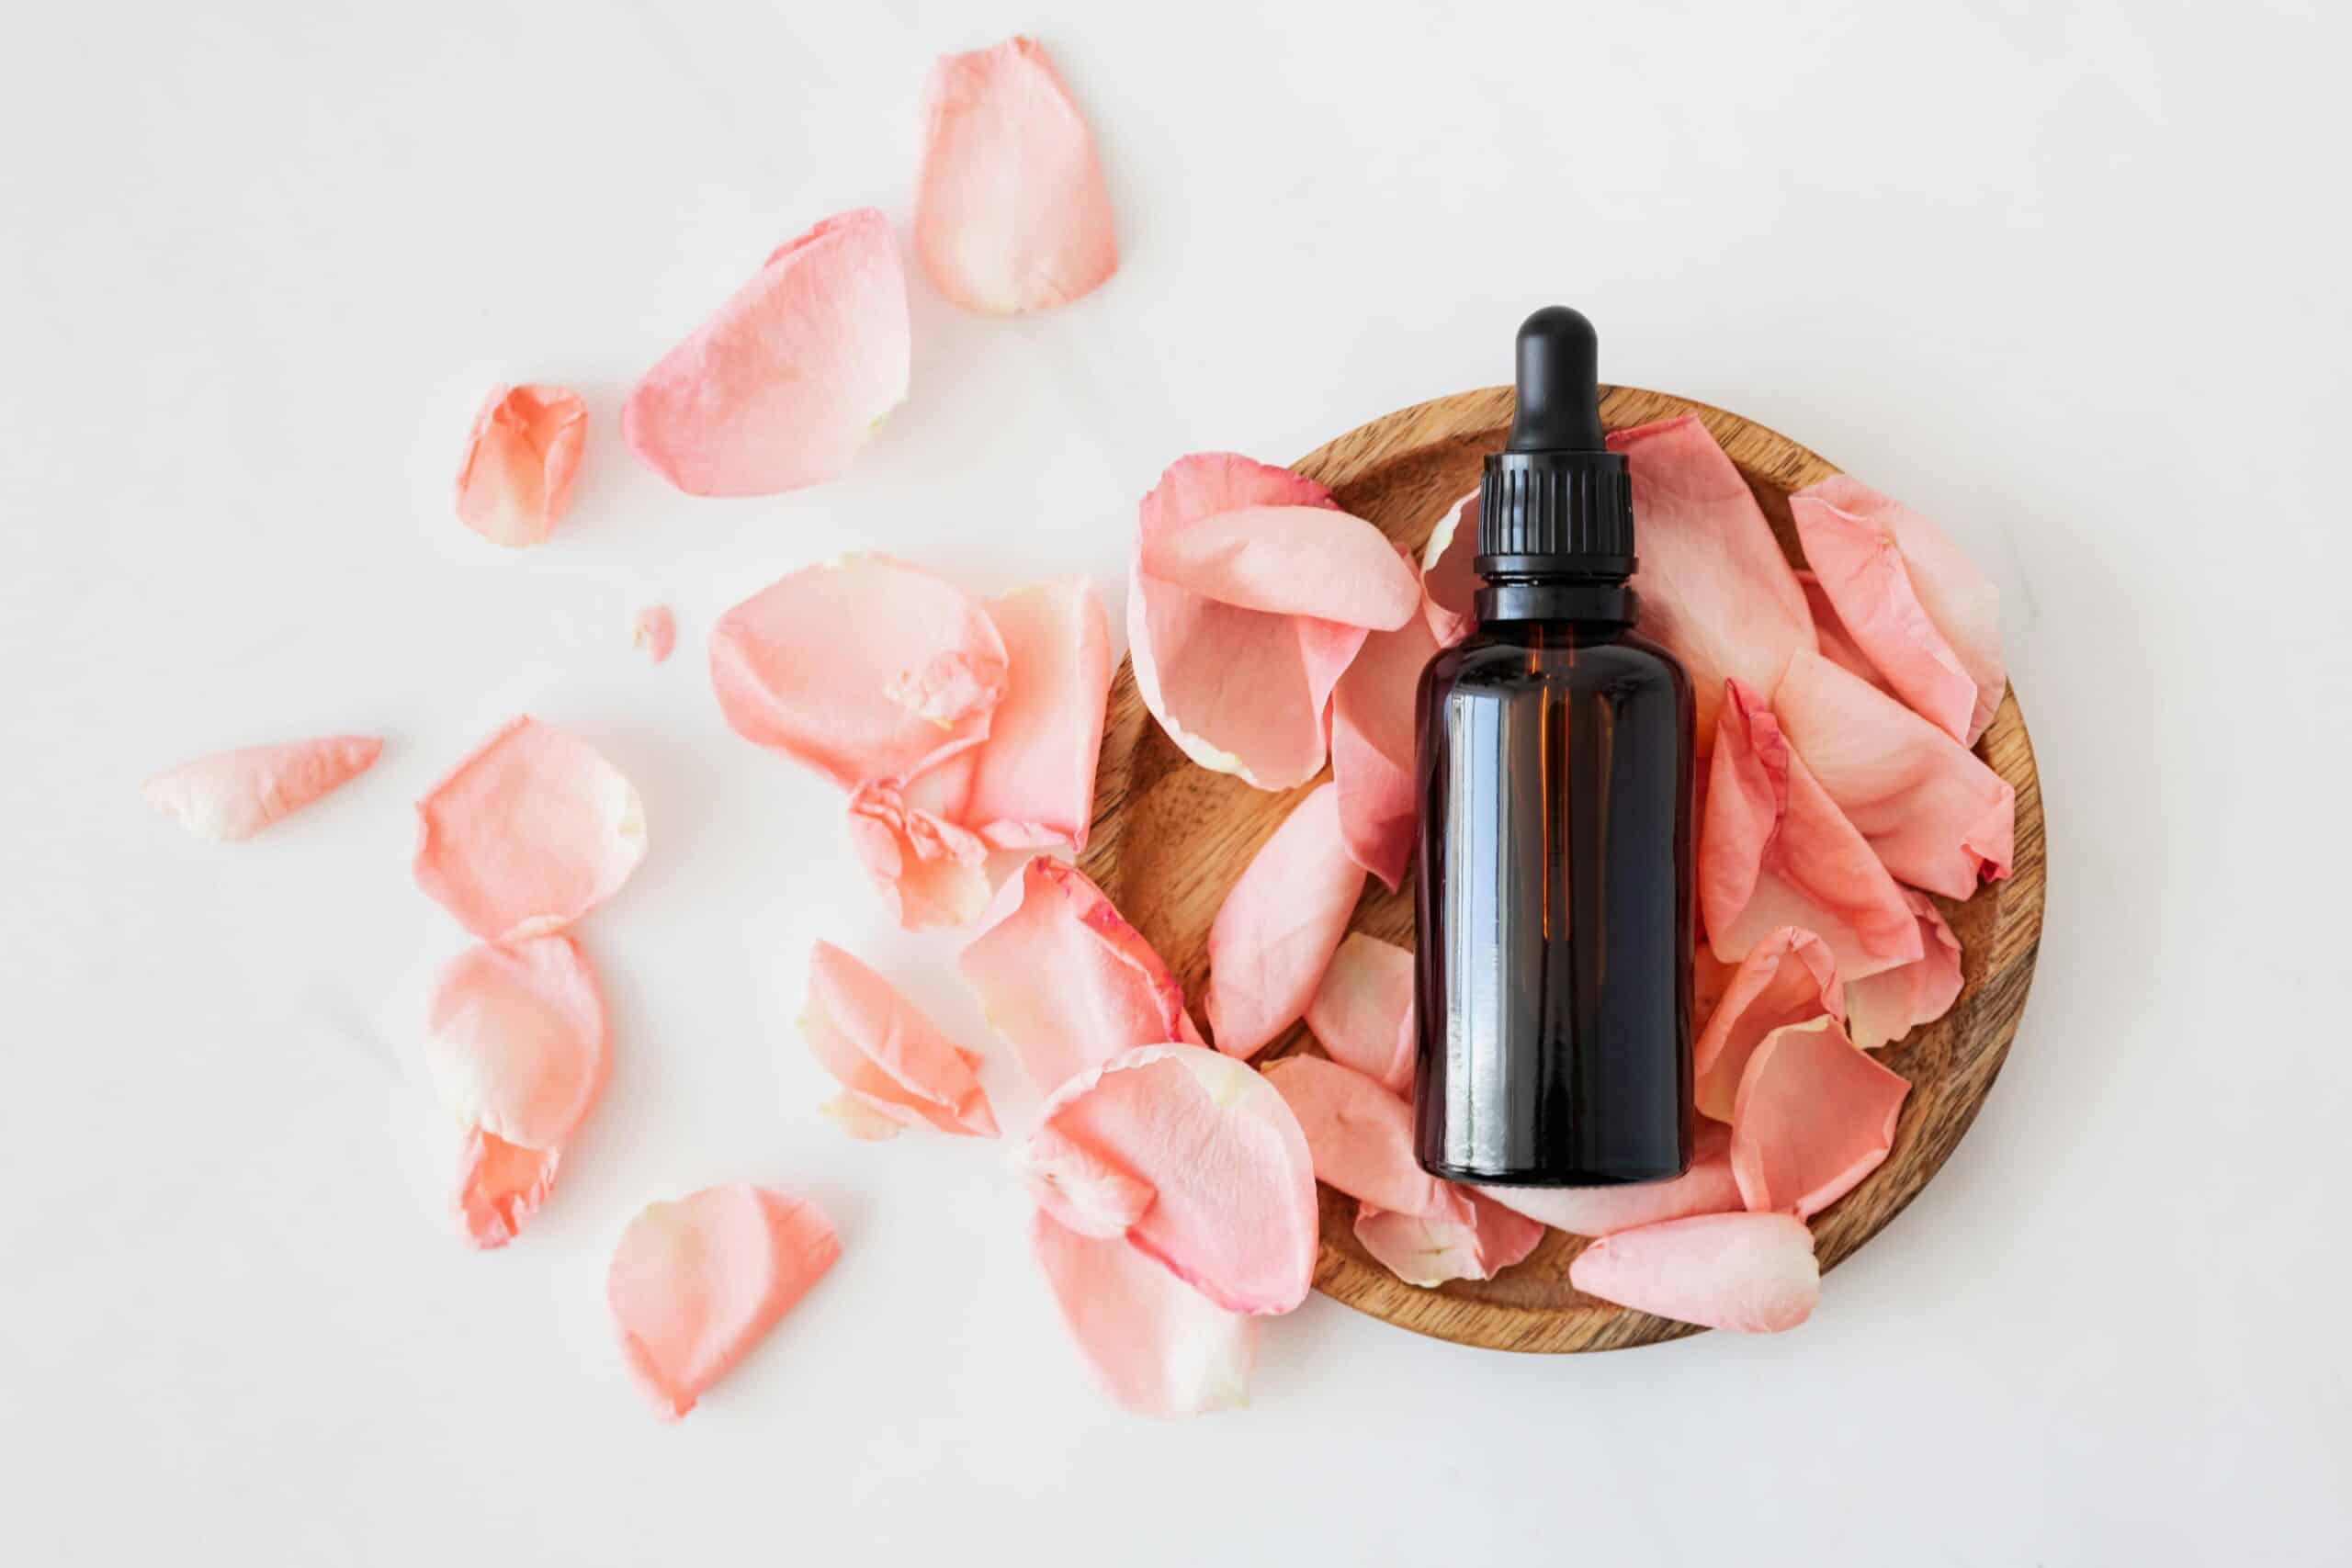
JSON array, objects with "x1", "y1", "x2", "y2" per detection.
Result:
[{"x1": 1080, "y1": 385, "x2": 2045, "y2": 1353}]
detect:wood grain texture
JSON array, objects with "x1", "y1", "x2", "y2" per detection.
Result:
[{"x1": 1081, "y1": 385, "x2": 2045, "y2": 1353}]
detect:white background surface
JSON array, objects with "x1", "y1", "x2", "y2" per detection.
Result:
[{"x1": 5, "y1": 2, "x2": 2346, "y2": 1562}]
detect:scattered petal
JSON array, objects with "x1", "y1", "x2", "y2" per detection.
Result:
[
  {"x1": 1692, "y1": 927, "x2": 1845, "y2": 1122},
  {"x1": 1205, "y1": 782, "x2": 1366, "y2": 1059},
  {"x1": 1031, "y1": 1211, "x2": 1254, "y2": 1418},
  {"x1": 844, "y1": 781, "x2": 992, "y2": 930},
  {"x1": 1025, "y1": 1123, "x2": 1155, "y2": 1237},
  {"x1": 1329, "y1": 547, "x2": 1439, "y2": 888},
  {"x1": 143, "y1": 734, "x2": 382, "y2": 841},
  {"x1": 1419, "y1": 491, "x2": 1480, "y2": 649},
  {"x1": 798, "y1": 941, "x2": 997, "y2": 1137},
  {"x1": 961, "y1": 577, "x2": 1112, "y2": 851},
  {"x1": 453, "y1": 1127, "x2": 561, "y2": 1249},
  {"x1": 608, "y1": 1184, "x2": 841, "y2": 1420},
  {"x1": 1353, "y1": 1190, "x2": 1543, "y2": 1288},
  {"x1": 711, "y1": 554, "x2": 1008, "y2": 789},
  {"x1": 1305, "y1": 932, "x2": 1417, "y2": 1094},
  {"x1": 1846, "y1": 890, "x2": 1965, "y2": 1051},
  {"x1": 424, "y1": 934, "x2": 610, "y2": 1150},
  {"x1": 1480, "y1": 1122, "x2": 1742, "y2": 1236},
  {"x1": 1731, "y1": 1014, "x2": 1910, "y2": 1218},
  {"x1": 1261, "y1": 1055, "x2": 1456, "y2": 1217},
  {"x1": 413, "y1": 716, "x2": 647, "y2": 942},
  {"x1": 632, "y1": 604, "x2": 676, "y2": 664},
  {"x1": 1567, "y1": 1211, "x2": 1819, "y2": 1333},
  {"x1": 454, "y1": 384, "x2": 586, "y2": 547},
  {"x1": 914, "y1": 37, "x2": 1117, "y2": 314},
  {"x1": 1136, "y1": 506, "x2": 1419, "y2": 630}
]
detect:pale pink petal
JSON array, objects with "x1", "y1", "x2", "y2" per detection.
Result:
[
  {"x1": 1772, "y1": 650, "x2": 2015, "y2": 900},
  {"x1": 710, "y1": 554, "x2": 1008, "y2": 789},
  {"x1": 959, "y1": 857, "x2": 1204, "y2": 1092},
  {"x1": 1305, "y1": 931, "x2": 1417, "y2": 1094},
  {"x1": 1025, "y1": 1123, "x2": 1156, "y2": 1238},
  {"x1": 1480, "y1": 1122, "x2": 1742, "y2": 1236},
  {"x1": 1353, "y1": 1190, "x2": 1544, "y2": 1288},
  {"x1": 961, "y1": 578, "x2": 1112, "y2": 851},
  {"x1": 798, "y1": 941, "x2": 996, "y2": 1137},
  {"x1": 1794, "y1": 474, "x2": 2004, "y2": 744},
  {"x1": 412, "y1": 716, "x2": 647, "y2": 942},
  {"x1": 1137, "y1": 505, "x2": 1419, "y2": 630},
  {"x1": 819, "y1": 1094, "x2": 905, "y2": 1141},
  {"x1": 1846, "y1": 889, "x2": 1966, "y2": 1051},
  {"x1": 843, "y1": 781, "x2": 992, "y2": 931},
  {"x1": 1796, "y1": 570, "x2": 1890, "y2": 695},
  {"x1": 424, "y1": 934, "x2": 609, "y2": 1150},
  {"x1": 453, "y1": 1127, "x2": 561, "y2": 1250},
  {"x1": 1731, "y1": 1014, "x2": 1910, "y2": 1218},
  {"x1": 1031, "y1": 1212, "x2": 1254, "y2": 1417},
  {"x1": 1261, "y1": 1055, "x2": 1457, "y2": 1217},
  {"x1": 622, "y1": 209, "x2": 909, "y2": 497},
  {"x1": 1567, "y1": 1211, "x2": 1819, "y2": 1332},
  {"x1": 1692, "y1": 927, "x2": 1846, "y2": 1123},
  {"x1": 632, "y1": 604, "x2": 676, "y2": 664},
  {"x1": 914, "y1": 37, "x2": 1117, "y2": 314},
  {"x1": 1205, "y1": 782, "x2": 1367, "y2": 1059},
  {"x1": 1700, "y1": 682, "x2": 1922, "y2": 980},
  {"x1": 1330, "y1": 547, "x2": 1439, "y2": 889},
  {"x1": 1607, "y1": 416, "x2": 1817, "y2": 754},
  {"x1": 1026, "y1": 1044, "x2": 1317, "y2": 1315},
  {"x1": 608, "y1": 1184, "x2": 840, "y2": 1420},
  {"x1": 1419, "y1": 491, "x2": 1480, "y2": 649},
  {"x1": 454, "y1": 384, "x2": 586, "y2": 547},
  {"x1": 143, "y1": 735, "x2": 382, "y2": 841}
]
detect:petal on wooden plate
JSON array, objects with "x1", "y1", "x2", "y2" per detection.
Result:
[
  {"x1": 799, "y1": 941, "x2": 996, "y2": 1137},
  {"x1": 1031, "y1": 1211, "x2": 1254, "y2": 1418},
  {"x1": 1567, "y1": 1211, "x2": 1820, "y2": 1333},
  {"x1": 1692, "y1": 927, "x2": 1845, "y2": 1123},
  {"x1": 425, "y1": 934, "x2": 609, "y2": 1150},
  {"x1": 1845, "y1": 889, "x2": 1965, "y2": 1051},
  {"x1": 1480, "y1": 1121, "x2": 1742, "y2": 1237},
  {"x1": 1419, "y1": 490, "x2": 1480, "y2": 649},
  {"x1": 454, "y1": 383, "x2": 586, "y2": 548},
  {"x1": 143, "y1": 735, "x2": 382, "y2": 841},
  {"x1": 1353, "y1": 1190, "x2": 1543, "y2": 1288},
  {"x1": 1329, "y1": 548, "x2": 1439, "y2": 889},
  {"x1": 1730, "y1": 1014, "x2": 1910, "y2": 1218},
  {"x1": 1305, "y1": 931, "x2": 1417, "y2": 1094},
  {"x1": 1205, "y1": 782, "x2": 1366, "y2": 1059},
  {"x1": 1260, "y1": 1055, "x2": 1454, "y2": 1217}
]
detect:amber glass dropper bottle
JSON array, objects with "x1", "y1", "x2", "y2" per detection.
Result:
[{"x1": 1411, "y1": 306, "x2": 1695, "y2": 1187}]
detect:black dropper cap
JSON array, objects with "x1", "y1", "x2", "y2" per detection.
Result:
[{"x1": 1476, "y1": 307, "x2": 1634, "y2": 580}]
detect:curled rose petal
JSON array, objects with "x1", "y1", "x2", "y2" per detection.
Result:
[
  {"x1": 1353, "y1": 1191, "x2": 1544, "y2": 1288},
  {"x1": 961, "y1": 578, "x2": 1112, "y2": 851},
  {"x1": 454, "y1": 384, "x2": 586, "y2": 547},
  {"x1": 1026, "y1": 1044, "x2": 1317, "y2": 1315},
  {"x1": 960, "y1": 857, "x2": 1204, "y2": 1092},
  {"x1": 1567, "y1": 1211, "x2": 1819, "y2": 1333},
  {"x1": 413, "y1": 716, "x2": 646, "y2": 942},
  {"x1": 425, "y1": 934, "x2": 609, "y2": 1151},
  {"x1": 453, "y1": 1128, "x2": 562, "y2": 1250},
  {"x1": 1025, "y1": 1123, "x2": 1155, "y2": 1238},
  {"x1": 1137, "y1": 506, "x2": 1419, "y2": 630},
  {"x1": 1772, "y1": 649, "x2": 2015, "y2": 900},
  {"x1": 1792, "y1": 475, "x2": 2004, "y2": 744},
  {"x1": 798, "y1": 941, "x2": 996, "y2": 1138},
  {"x1": 711, "y1": 554, "x2": 1008, "y2": 789},
  {"x1": 1480, "y1": 1121, "x2": 1741, "y2": 1237},
  {"x1": 1261, "y1": 1055, "x2": 1456, "y2": 1217},
  {"x1": 1700, "y1": 681, "x2": 1921, "y2": 980},
  {"x1": 1731, "y1": 1014, "x2": 1910, "y2": 1218},
  {"x1": 1692, "y1": 927, "x2": 1846, "y2": 1123},
  {"x1": 1329, "y1": 546, "x2": 1439, "y2": 889},
  {"x1": 608, "y1": 1184, "x2": 841, "y2": 1420},
  {"x1": 1420, "y1": 491, "x2": 1480, "y2": 649},
  {"x1": 1206, "y1": 782, "x2": 1366, "y2": 1059},
  {"x1": 1797, "y1": 570, "x2": 1890, "y2": 695},
  {"x1": 622, "y1": 209, "x2": 909, "y2": 497},
  {"x1": 1031, "y1": 1211, "x2": 1254, "y2": 1418},
  {"x1": 1607, "y1": 415, "x2": 1817, "y2": 754},
  {"x1": 143, "y1": 734, "x2": 382, "y2": 841},
  {"x1": 844, "y1": 781, "x2": 991, "y2": 931},
  {"x1": 914, "y1": 38, "x2": 1117, "y2": 314},
  {"x1": 1846, "y1": 890, "x2": 1965, "y2": 1051},
  {"x1": 632, "y1": 604, "x2": 676, "y2": 664},
  {"x1": 1305, "y1": 932, "x2": 1416, "y2": 1094}
]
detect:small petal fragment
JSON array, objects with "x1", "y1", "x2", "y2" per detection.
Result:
[
  {"x1": 1354, "y1": 1190, "x2": 1544, "y2": 1288},
  {"x1": 425, "y1": 934, "x2": 610, "y2": 1150},
  {"x1": 1032, "y1": 1211, "x2": 1254, "y2": 1418},
  {"x1": 1419, "y1": 491, "x2": 1480, "y2": 649},
  {"x1": 1692, "y1": 927, "x2": 1845, "y2": 1123},
  {"x1": 632, "y1": 604, "x2": 676, "y2": 664},
  {"x1": 1329, "y1": 547, "x2": 1439, "y2": 889},
  {"x1": 413, "y1": 717, "x2": 646, "y2": 942},
  {"x1": 844, "y1": 781, "x2": 992, "y2": 931},
  {"x1": 711, "y1": 554, "x2": 1008, "y2": 789},
  {"x1": 1480, "y1": 1122, "x2": 1742, "y2": 1237},
  {"x1": 1305, "y1": 932, "x2": 1417, "y2": 1094},
  {"x1": 959, "y1": 857, "x2": 1204, "y2": 1092},
  {"x1": 1205, "y1": 782, "x2": 1366, "y2": 1059},
  {"x1": 454, "y1": 384, "x2": 586, "y2": 547},
  {"x1": 143, "y1": 735, "x2": 382, "y2": 841},
  {"x1": 798, "y1": 941, "x2": 996, "y2": 1137},
  {"x1": 915, "y1": 38, "x2": 1118, "y2": 314},
  {"x1": 1846, "y1": 890, "x2": 1965, "y2": 1051},
  {"x1": 454, "y1": 1128, "x2": 561, "y2": 1250},
  {"x1": 1261, "y1": 1055, "x2": 1456, "y2": 1217},
  {"x1": 961, "y1": 578, "x2": 1112, "y2": 851},
  {"x1": 1568, "y1": 1211, "x2": 1819, "y2": 1333},
  {"x1": 608, "y1": 1184, "x2": 841, "y2": 1419},
  {"x1": 1731, "y1": 1014, "x2": 1910, "y2": 1218},
  {"x1": 622, "y1": 209, "x2": 910, "y2": 497}
]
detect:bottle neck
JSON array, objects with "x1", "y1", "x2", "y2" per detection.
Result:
[{"x1": 1476, "y1": 575, "x2": 1635, "y2": 626}]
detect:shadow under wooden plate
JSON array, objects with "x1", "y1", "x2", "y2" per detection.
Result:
[{"x1": 1080, "y1": 386, "x2": 2045, "y2": 1352}]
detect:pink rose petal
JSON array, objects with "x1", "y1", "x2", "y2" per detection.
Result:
[
  {"x1": 819, "y1": 1094, "x2": 908, "y2": 1141},
  {"x1": 1607, "y1": 415, "x2": 1817, "y2": 755},
  {"x1": 632, "y1": 604, "x2": 676, "y2": 664},
  {"x1": 608, "y1": 1184, "x2": 841, "y2": 1420},
  {"x1": 1025, "y1": 1122, "x2": 1157, "y2": 1238},
  {"x1": 1305, "y1": 931, "x2": 1417, "y2": 1094},
  {"x1": 1136, "y1": 505, "x2": 1419, "y2": 630},
  {"x1": 1031, "y1": 1212, "x2": 1254, "y2": 1418},
  {"x1": 1419, "y1": 491, "x2": 1480, "y2": 649},
  {"x1": 798, "y1": 941, "x2": 997, "y2": 1138},
  {"x1": 1479, "y1": 1121, "x2": 1742, "y2": 1236},
  {"x1": 1568, "y1": 1210, "x2": 1819, "y2": 1333},
  {"x1": 914, "y1": 37, "x2": 1117, "y2": 314},
  {"x1": 1846, "y1": 889, "x2": 1965, "y2": 1051},
  {"x1": 1730, "y1": 1014, "x2": 1910, "y2": 1218},
  {"x1": 143, "y1": 734, "x2": 382, "y2": 841},
  {"x1": 1026, "y1": 1044, "x2": 1317, "y2": 1315},
  {"x1": 622, "y1": 209, "x2": 909, "y2": 497},
  {"x1": 844, "y1": 780, "x2": 992, "y2": 931},
  {"x1": 1261, "y1": 1054, "x2": 1457, "y2": 1217},
  {"x1": 425, "y1": 934, "x2": 609, "y2": 1151},
  {"x1": 1206, "y1": 782, "x2": 1366, "y2": 1059},
  {"x1": 1772, "y1": 649, "x2": 2015, "y2": 900},
  {"x1": 453, "y1": 1128, "x2": 561, "y2": 1250},
  {"x1": 1796, "y1": 570, "x2": 1890, "y2": 695},
  {"x1": 1793, "y1": 475, "x2": 2005, "y2": 744},
  {"x1": 959, "y1": 857, "x2": 1204, "y2": 1093},
  {"x1": 711, "y1": 554, "x2": 1008, "y2": 789},
  {"x1": 413, "y1": 716, "x2": 646, "y2": 942},
  {"x1": 1353, "y1": 1190, "x2": 1544, "y2": 1288},
  {"x1": 1329, "y1": 546, "x2": 1439, "y2": 889},
  {"x1": 454, "y1": 384, "x2": 586, "y2": 547},
  {"x1": 962, "y1": 577, "x2": 1112, "y2": 851},
  {"x1": 1691, "y1": 927, "x2": 1846, "y2": 1123}
]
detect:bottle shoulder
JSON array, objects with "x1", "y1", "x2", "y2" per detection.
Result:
[{"x1": 1426, "y1": 623, "x2": 1693, "y2": 697}]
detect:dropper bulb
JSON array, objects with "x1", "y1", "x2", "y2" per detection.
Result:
[{"x1": 1506, "y1": 306, "x2": 1605, "y2": 453}]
